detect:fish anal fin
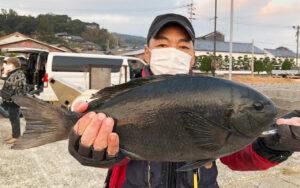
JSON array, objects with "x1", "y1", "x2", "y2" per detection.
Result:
[
  {"x1": 177, "y1": 159, "x2": 214, "y2": 171},
  {"x1": 181, "y1": 111, "x2": 229, "y2": 151}
]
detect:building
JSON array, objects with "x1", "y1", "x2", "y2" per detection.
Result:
[
  {"x1": 194, "y1": 32, "x2": 265, "y2": 59},
  {"x1": 121, "y1": 49, "x2": 145, "y2": 60},
  {"x1": 55, "y1": 32, "x2": 72, "y2": 41},
  {"x1": 196, "y1": 31, "x2": 225, "y2": 42},
  {"x1": 264, "y1": 48, "x2": 300, "y2": 66},
  {"x1": 0, "y1": 32, "x2": 66, "y2": 52},
  {"x1": 53, "y1": 44, "x2": 76, "y2": 53}
]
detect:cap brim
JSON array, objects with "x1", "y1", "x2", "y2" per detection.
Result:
[{"x1": 150, "y1": 18, "x2": 194, "y2": 42}]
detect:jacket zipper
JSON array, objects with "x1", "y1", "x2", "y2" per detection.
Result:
[
  {"x1": 198, "y1": 168, "x2": 201, "y2": 184},
  {"x1": 148, "y1": 161, "x2": 151, "y2": 188},
  {"x1": 168, "y1": 162, "x2": 176, "y2": 188}
]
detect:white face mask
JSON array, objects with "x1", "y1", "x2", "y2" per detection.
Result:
[
  {"x1": 6, "y1": 64, "x2": 14, "y2": 71},
  {"x1": 2, "y1": 64, "x2": 14, "y2": 77},
  {"x1": 149, "y1": 48, "x2": 192, "y2": 75}
]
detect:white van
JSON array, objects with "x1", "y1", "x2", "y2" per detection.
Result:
[
  {"x1": 1, "y1": 48, "x2": 147, "y2": 105},
  {"x1": 39, "y1": 52, "x2": 147, "y2": 103}
]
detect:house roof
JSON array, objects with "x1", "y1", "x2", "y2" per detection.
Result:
[
  {"x1": 0, "y1": 32, "x2": 29, "y2": 41},
  {"x1": 0, "y1": 38, "x2": 66, "y2": 52},
  {"x1": 0, "y1": 32, "x2": 30, "y2": 45},
  {"x1": 200, "y1": 31, "x2": 225, "y2": 39},
  {"x1": 122, "y1": 49, "x2": 145, "y2": 56},
  {"x1": 194, "y1": 40, "x2": 265, "y2": 54},
  {"x1": 264, "y1": 48, "x2": 296, "y2": 58}
]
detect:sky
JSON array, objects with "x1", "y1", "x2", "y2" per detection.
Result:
[{"x1": 1, "y1": 0, "x2": 299, "y2": 51}]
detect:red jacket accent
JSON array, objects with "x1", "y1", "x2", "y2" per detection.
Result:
[
  {"x1": 109, "y1": 163, "x2": 128, "y2": 188},
  {"x1": 220, "y1": 144, "x2": 279, "y2": 171}
]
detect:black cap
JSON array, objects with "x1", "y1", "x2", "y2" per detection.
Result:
[{"x1": 147, "y1": 13, "x2": 195, "y2": 45}]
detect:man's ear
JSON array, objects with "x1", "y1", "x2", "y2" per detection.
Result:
[
  {"x1": 144, "y1": 46, "x2": 151, "y2": 64},
  {"x1": 190, "y1": 51, "x2": 195, "y2": 68}
]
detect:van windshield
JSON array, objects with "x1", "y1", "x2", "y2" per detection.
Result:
[{"x1": 52, "y1": 56, "x2": 123, "y2": 72}]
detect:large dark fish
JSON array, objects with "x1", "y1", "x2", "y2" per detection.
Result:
[{"x1": 12, "y1": 75, "x2": 277, "y2": 171}]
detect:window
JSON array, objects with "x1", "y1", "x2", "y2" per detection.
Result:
[
  {"x1": 128, "y1": 59, "x2": 145, "y2": 79},
  {"x1": 52, "y1": 56, "x2": 123, "y2": 72}
]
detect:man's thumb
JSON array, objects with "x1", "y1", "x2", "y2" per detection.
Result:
[{"x1": 73, "y1": 100, "x2": 88, "y2": 113}]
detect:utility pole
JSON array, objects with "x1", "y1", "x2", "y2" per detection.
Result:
[
  {"x1": 293, "y1": 25, "x2": 299, "y2": 66},
  {"x1": 106, "y1": 39, "x2": 110, "y2": 51},
  {"x1": 187, "y1": 0, "x2": 196, "y2": 23},
  {"x1": 229, "y1": 0, "x2": 234, "y2": 80},
  {"x1": 212, "y1": 0, "x2": 218, "y2": 77}
]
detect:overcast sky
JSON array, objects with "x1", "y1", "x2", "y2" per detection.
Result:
[{"x1": 1, "y1": 0, "x2": 299, "y2": 51}]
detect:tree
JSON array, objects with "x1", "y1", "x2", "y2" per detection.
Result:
[
  {"x1": 200, "y1": 55, "x2": 212, "y2": 73},
  {"x1": 217, "y1": 55, "x2": 225, "y2": 70},
  {"x1": 266, "y1": 63, "x2": 274, "y2": 75},
  {"x1": 254, "y1": 60, "x2": 264, "y2": 74},
  {"x1": 243, "y1": 55, "x2": 250, "y2": 70},
  {"x1": 236, "y1": 56, "x2": 243, "y2": 70},
  {"x1": 263, "y1": 57, "x2": 270, "y2": 71},
  {"x1": 271, "y1": 58, "x2": 279, "y2": 70},
  {"x1": 281, "y1": 59, "x2": 292, "y2": 70},
  {"x1": 193, "y1": 56, "x2": 202, "y2": 69}
]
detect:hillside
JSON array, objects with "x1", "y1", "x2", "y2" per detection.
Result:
[
  {"x1": 112, "y1": 32, "x2": 146, "y2": 48},
  {"x1": 0, "y1": 9, "x2": 117, "y2": 50}
]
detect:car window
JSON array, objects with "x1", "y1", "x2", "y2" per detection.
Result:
[{"x1": 52, "y1": 56, "x2": 123, "y2": 72}]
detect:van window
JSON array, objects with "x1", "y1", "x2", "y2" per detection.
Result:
[{"x1": 52, "y1": 56, "x2": 123, "y2": 72}]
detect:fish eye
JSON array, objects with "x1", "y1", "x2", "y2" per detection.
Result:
[{"x1": 253, "y1": 102, "x2": 264, "y2": 111}]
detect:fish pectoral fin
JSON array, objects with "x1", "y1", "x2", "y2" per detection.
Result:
[
  {"x1": 176, "y1": 159, "x2": 214, "y2": 172},
  {"x1": 181, "y1": 111, "x2": 229, "y2": 151},
  {"x1": 89, "y1": 75, "x2": 176, "y2": 108},
  {"x1": 119, "y1": 148, "x2": 146, "y2": 160}
]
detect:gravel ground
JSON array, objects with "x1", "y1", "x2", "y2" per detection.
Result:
[{"x1": 1, "y1": 83, "x2": 300, "y2": 188}]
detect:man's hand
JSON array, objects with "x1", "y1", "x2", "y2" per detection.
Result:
[
  {"x1": 277, "y1": 117, "x2": 300, "y2": 127},
  {"x1": 73, "y1": 100, "x2": 119, "y2": 156},
  {"x1": 68, "y1": 101, "x2": 126, "y2": 167},
  {"x1": 258, "y1": 110, "x2": 300, "y2": 155}
]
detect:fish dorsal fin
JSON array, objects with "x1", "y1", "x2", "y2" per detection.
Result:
[
  {"x1": 176, "y1": 159, "x2": 214, "y2": 171},
  {"x1": 88, "y1": 75, "x2": 175, "y2": 108},
  {"x1": 180, "y1": 111, "x2": 230, "y2": 151}
]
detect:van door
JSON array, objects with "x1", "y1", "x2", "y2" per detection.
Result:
[{"x1": 41, "y1": 55, "x2": 124, "y2": 102}]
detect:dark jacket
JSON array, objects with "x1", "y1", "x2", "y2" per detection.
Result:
[{"x1": 1, "y1": 68, "x2": 28, "y2": 103}]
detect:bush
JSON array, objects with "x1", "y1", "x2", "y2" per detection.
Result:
[
  {"x1": 200, "y1": 55, "x2": 212, "y2": 73},
  {"x1": 254, "y1": 60, "x2": 264, "y2": 74},
  {"x1": 281, "y1": 59, "x2": 292, "y2": 70}
]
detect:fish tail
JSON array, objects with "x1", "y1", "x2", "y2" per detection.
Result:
[{"x1": 11, "y1": 96, "x2": 80, "y2": 150}]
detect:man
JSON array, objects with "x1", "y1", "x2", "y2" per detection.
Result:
[
  {"x1": 69, "y1": 14, "x2": 300, "y2": 188},
  {"x1": 1, "y1": 57, "x2": 28, "y2": 144}
]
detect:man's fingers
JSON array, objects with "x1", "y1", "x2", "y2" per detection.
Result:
[
  {"x1": 73, "y1": 112, "x2": 96, "y2": 135},
  {"x1": 80, "y1": 113, "x2": 107, "y2": 147},
  {"x1": 93, "y1": 117, "x2": 115, "y2": 151},
  {"x1": 277, "y1": 117, "x2": 300, "y2": 126},
  {"x1": 107, "y1": 133, "x2": 119, "y2": 156},
  {"x1": 74, "y1": 100, "x2": 89, "y2": 113}
]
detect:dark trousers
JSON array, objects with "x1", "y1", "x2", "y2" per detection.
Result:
[{"x1": 7, "y1": 103, "x2": 20, "y2": 138}]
